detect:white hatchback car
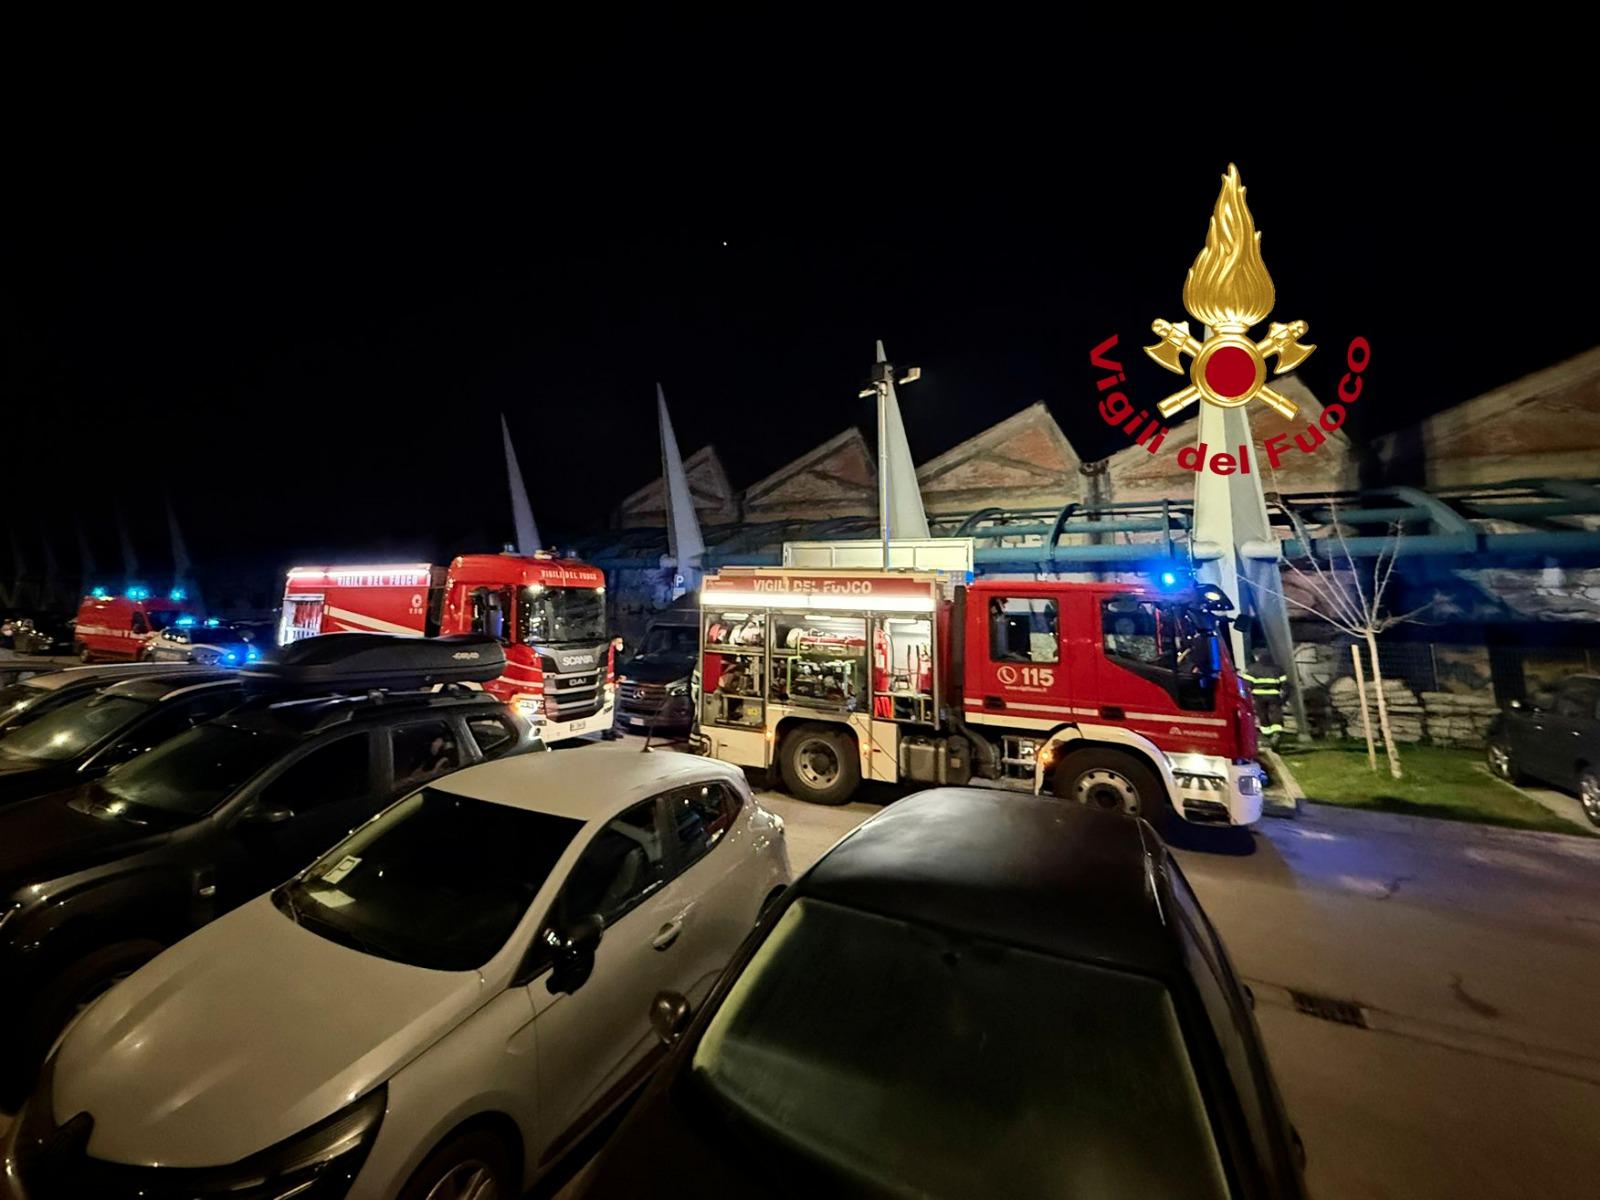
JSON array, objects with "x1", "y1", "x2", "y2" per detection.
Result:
[{"x1": 2, "y1": 744, "x2": 790, "y2": 1200}]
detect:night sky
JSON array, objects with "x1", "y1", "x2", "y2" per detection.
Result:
[{"x1": 3, "y1": 23, "x2": 1593, "y2": 585}]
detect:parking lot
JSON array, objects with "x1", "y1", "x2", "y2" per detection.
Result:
[
  {"x1": 7, "y1": 767, "x2": 1599, "y2": 1200},
  {"x1": 755, "y1": 788, "x2": 1600, "y2": 1200}
]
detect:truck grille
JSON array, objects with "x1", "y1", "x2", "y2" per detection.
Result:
[{"x1": 543, "y1": 666, "x2": 604, "y2": 721}]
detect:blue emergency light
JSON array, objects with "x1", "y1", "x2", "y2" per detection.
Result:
[
  {"x1": 1160, "y1": 572, "x2": 1179, "y2": 587},
  {"x1": 169, "y1": 588, "x2": 187, "y2": 601},
  {"x1": 90, "y1": 587, "x2": 109, "y2": 598},
  {"x1": 126, "y1": 587, "x2": 150, "y2": 601},
  {"x1": 176, "y1": 616, "x2": 197, "y2": 628},
  {"x1": 205, "y1": 617, "x2": 221, "y2": 628},
  {"x1": 246, "y1": 646, "x2": 261, "y2": 663}
]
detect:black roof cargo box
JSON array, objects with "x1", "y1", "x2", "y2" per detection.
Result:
[{"x1": 246, "y1": 633, "x2": 505, "y2": 689}]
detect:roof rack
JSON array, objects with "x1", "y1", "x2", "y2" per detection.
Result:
[{"x1": 244, "y1": 633, "x2": 506, "y2": 691}]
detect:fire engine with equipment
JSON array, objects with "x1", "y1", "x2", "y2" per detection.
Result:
[
  {"x1": 690, "y1": 541, "x2": 1264, "y2": 826},
  {"x1": 278, "y1": 552, "x2": 617, "y2": 740}
]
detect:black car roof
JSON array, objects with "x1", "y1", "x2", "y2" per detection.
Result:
[
  {"x1": 802, "y1": 788, "x2": 1179, "y2": 975},
  {"x1": 100, "y1": 672, "x2": 240, "y2": 703},
  {"x1": 220, "y1": 685, "x2": 509, "y2": 737}
]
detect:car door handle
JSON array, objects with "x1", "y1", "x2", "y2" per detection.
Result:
[{"x1": 651, "y1": 918, "x2": 684, "y2": 951}]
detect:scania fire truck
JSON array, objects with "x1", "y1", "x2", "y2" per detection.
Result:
[
  {"x1": 279, "y1": 553, "x2": 616, "y2": 740},
  {"x1": 690, "y1": 554, "x2": 1264, "y2": 825}
]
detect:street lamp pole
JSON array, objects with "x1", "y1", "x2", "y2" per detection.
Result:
[{"x1": 860, "y1": 351, "x2": 920, "y2": 569}]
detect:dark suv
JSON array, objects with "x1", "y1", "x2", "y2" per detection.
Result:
[
  {"x1": 1488, "y1": 674, "x2": 1600, "y2": 825},
  {"x1": 0, "y1": 634, "x2": 537, "y2": 1098},
  {"x1": 582, "y1": 788, "x2": 1306, "y2": 1200}
]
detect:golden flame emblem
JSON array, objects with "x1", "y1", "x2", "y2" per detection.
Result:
[{"x1": 1145, "y1": 164, "x2": 1313, "y2": 418}]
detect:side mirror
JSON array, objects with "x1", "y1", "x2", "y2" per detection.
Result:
[
  {"x1": 240, "y1": 804, "x2": 295, "y2": 828},
  {"x1": 547, "y1": 914, "x2": 603, "y2": 995},
  {"x1": 650, "y1": 990, "x2": 692, "y2": 1047}
]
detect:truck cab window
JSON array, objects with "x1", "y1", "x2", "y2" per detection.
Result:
[
  {"x1": 989, "y1": 598, "x2": 1058, "y2": 664},
  {"x1": 470, "y1": 587, "x2": 515, "y2": 642},
  {"x1": 1102, "y1": 599, "x2": 1164, "y2": 665}
]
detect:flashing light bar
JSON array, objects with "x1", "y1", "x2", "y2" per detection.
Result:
[
  {"x1": 169, "y1": 588, "x2": 187, "y2": 601},
  {"x1": 705, "y1": 591, "x2": 936, "y2": 613},
  {"x1": 176, "y1": 616, "x2": 197, "y2": 628},
  {"x1": 127, "y1": 587, "x2": 150, "y2": 601},
  {"x1": 90, "y1": 587, "x2": 109, "y2": 598},
  {"x1": 205, "y1": 617, "x2": 221, "y2": 627}
]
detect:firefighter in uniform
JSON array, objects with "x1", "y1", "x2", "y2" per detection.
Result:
[{"x1": 1242, "y1": 649, "x2": 1288, "y2": 746}]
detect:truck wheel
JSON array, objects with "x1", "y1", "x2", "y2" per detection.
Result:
[
  {"x1": 1053, "y1": 747, "x2": 1169, "y2": 825},
  {"x1": 781, "y1": 726, "x2": 860, "y2": 806},
  {"x1": 22, "y1": 939, "x2": 165, "y2": 1080}
]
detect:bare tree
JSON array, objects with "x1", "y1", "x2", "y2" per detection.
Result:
[{"x1": 1252, "y1": 502, "x2": 1431, "y2": 779}]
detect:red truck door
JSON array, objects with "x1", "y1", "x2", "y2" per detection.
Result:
[
  {"x1": 965, "y1": 585, "x2": 1096, "y2": 729},
  {"x1": 1093, "y1": 593, "x2": 1231, "y2": 754}
]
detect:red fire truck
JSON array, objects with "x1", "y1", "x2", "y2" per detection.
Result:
[
  {"x1": 279, "y1": 553, "x2": 616, "y2": 740},
  {"x1": 691, "y1": 563, "x2": 1264, "y2": 826}
]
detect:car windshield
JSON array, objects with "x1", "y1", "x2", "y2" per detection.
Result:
[
  {"x1": 274, "y1": 787, "x2": 583, "y2": 970},
  {"x1": 639, "y1": 625, "x2": 697, "y2": 657},
  {"x1": 95, "y1": 724, "x2": 293, "y2": 824},
  {"x1": 519, "y1": 585, "x2": 606, "y2": 646},
  {"x1": 0, "y1": 681, "x2": 49, "y2": 727},
  {"x1": 145, "y1": 609, "x2": 188, "y2": 632},
  {"x1": 689, "y1": 898, "x2": 1231, "y2": 1200},
  {"x1": 0, "y1": 692, "x2": 149, "y2": 763}
]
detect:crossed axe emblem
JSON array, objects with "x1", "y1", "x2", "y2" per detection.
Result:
[{"x1": 1145, "y1": 318, "x2": 1314, "y2": 419}]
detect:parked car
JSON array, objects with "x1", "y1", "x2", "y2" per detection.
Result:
[
  {"x1": 6, "y1": 743, "x2": 790, "y2": 1200},
  {"x1": 0, "y1": 663, "x2": 212, "y2": 740},
  {"x1": 143, "y1": 617, "x2": 262, "y2": 665},
  {"x1": 0, "y1": 671, "x2": 243, "y2": 811},
  {"x1": 580, "y1": 787, "x2": 1306, "y2": 1200},
  {"x1": 0, "y1": 614, "x2": 74, "y2": 656},
  {"x1": 615, "y1": 602, "x2": 699, "y2": 736},
  {"x1": 1488, "y1": 674, "x2": 1600, "y2": 825},
  {"x1": 0, "y1": 633, "x2": 534, "y2": 1100}
]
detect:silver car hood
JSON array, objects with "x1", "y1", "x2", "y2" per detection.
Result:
[{"x1": 52, "y1": 894, "x2": 488, "y2": 1167}]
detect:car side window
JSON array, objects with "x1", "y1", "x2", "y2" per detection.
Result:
[
  {"x1": 467, "y1": 715, "x2": 517, "y2": 758},
  {"x1": 553, "y1": 799, "x2": 667, "y2": 931},
  {"x1": 988, "y1": 597, "x2": 1059, "y2": 664},
  {"x1": 390, "y1": 720, "x2": 463, "y2": 790},
  {"x1": 670, "y1": 781, "x2": 741, "y2": 871},
  {"x1": 258, "y1": 734, "x2": 375, "y2": 813}
]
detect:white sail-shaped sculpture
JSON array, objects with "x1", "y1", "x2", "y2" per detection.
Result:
[
  {"x1": 658, "y1": 383, "x2": 705, "y2": 567},
  {"x1": 876, "y1": 340, "x2": 930, "y2": 542},
  {"x1": 500, "y1": 414, "x2": 542, "y2": 554}
]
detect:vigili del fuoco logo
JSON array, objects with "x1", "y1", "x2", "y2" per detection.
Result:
[{"x1": 1091, "y1": 164, "x2": 1370, "y2": 475}]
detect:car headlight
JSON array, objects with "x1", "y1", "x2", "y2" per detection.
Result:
[
  {"x1": 666, "y1": 680, "x2": 690, "y2": 697},
  {"x1": 1236, "y1": 773, "x2": 1263, "y2": 797},
  {"x1": 15, "y1": 1072, "x2": 387, "y2": 1199}
]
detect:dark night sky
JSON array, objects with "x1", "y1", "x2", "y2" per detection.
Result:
[{"x1": 3, "y1": 21, "x2": 1594, "y2": 584}]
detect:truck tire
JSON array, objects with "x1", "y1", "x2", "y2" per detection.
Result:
[
  {"x1": 780, "y1": 725, "x2": 860, "y2": 806},
  {"x1": 1053, "y1": 747, "x2": 1170, "y2": 826}
]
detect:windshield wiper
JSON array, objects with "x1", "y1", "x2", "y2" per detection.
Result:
[{"x1": 293, "y1": 898, "x2": 390, "y2": 959}]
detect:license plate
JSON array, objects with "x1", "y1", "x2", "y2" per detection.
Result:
[{"x1": 568, "y1": 721, "x2": 585, "y2": 734}]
